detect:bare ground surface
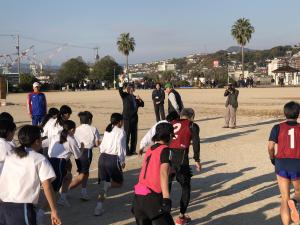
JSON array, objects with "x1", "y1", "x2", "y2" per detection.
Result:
[{"x1": 1, "y1": 87, "x2": 300, "y2": 225}]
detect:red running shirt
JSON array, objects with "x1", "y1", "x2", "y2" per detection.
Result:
[
  {"x1": 276, "y1": 122, "x2": 300, "y2": 159},
  {"x1": 137, "y1": 144, "x2": 168, "y2": 194},
  {"x1": 169, "y1": 119, "x2": 192, "y2": 149}
]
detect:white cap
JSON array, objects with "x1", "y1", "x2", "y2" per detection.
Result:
[{"x1": 33, "y1": 82, "x2": 40, "y2": 87}]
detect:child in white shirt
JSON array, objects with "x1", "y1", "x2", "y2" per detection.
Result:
[{"x1": 70, "y1": 111, "x2": 101, "y2": 200}]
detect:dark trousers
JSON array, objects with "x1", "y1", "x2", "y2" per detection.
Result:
[
  {"x1": 153, "y1": 103, "x2": 165, "y2": 122},
  {"x1": 124, "y1": 117, "x2": 138, "y2": 155},
  {"x1": 0, "y1": 202, "x2": 36, "y2": 225},
  {"x1": 133, "y1": 193, "x2": 175, "y2": 225},
  {"x1": 169, "y1": 164, "x2": 192, "y2": 215}
]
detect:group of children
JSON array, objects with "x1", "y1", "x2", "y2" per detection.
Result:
[
  {"x1": 0, "y1": 104, "x2": 129, "y2": 225},
  {"x1": 7, "y1": 94, "x2": 300, "y2": 225}
]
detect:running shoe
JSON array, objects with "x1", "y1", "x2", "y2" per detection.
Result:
[
  {"x1": 288, "y1": 199, "x2": 300, "y2": 223},
  {"x1": 80, "y1": 192, "x2": 91, "y2": 201},
  {"x1": 175, "y1": 215, "x2": 192, "y2": 225},
  {"x1": 57, "y1": 197, "x2": 71, "y2": 207},
  {"x1": 94, "y1": 203, "x2": 104, "y2": 216}
]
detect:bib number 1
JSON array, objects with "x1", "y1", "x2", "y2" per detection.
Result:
[{"x1": 288, "y1": 128, "x2": 295, "y2": 149}]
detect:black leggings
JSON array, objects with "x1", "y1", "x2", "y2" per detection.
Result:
[
  {"x1": 169, "y1": 164, "x2": 192, "y2": 214},
  {"x1": 135, "y1": 213, "x2": 174, "y2": 225}
]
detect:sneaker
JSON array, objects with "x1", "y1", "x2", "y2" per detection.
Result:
[
  {"x1": 80, "y1": 192, "x2": 90, "y2": 201},
  {"x1": 175, "y1": 215, "x2": 192, "y2": 225},
  {"x1": 94, "y1": 203, "x2": 104, "y2": 216},
  {"x1": 57, "y1": 197, "x2": 71, "y2": 207},
  {"x1": 288, "y1": 199, "x2": 300, "y2": 223}
]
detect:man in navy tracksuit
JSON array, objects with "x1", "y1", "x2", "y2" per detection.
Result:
[{"x1": 27, "y1": 82, "x2": 47, "y2": 125}]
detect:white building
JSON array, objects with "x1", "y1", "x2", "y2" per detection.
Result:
[{"x1": 157, "y1": 62, "x2": 176, "y2": 72}]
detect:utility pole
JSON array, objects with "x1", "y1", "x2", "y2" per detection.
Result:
[
  {"x1": 113, "y1": 67, "x2": 116, "y2": 89},
  {"x1": 16, "y1": 34, "x2": 21, "y2": 83}
]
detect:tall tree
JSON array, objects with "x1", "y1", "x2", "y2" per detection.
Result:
[
  {"x1": 58, "y1": 58, "x2": 89, "y2": 84},
  {"x1": 116, "y1": 33, "x2": 136, "y2": 73},
  {"x1": 231, "y1": 18, "x2": 255, "y2": 77},
  {"x1": 91, "y1": 55, "x2": 123, "y2": 83}
]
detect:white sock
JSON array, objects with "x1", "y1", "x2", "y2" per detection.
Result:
[
  {"x1": 96, "y1": 202, "x2": 103, "y2": 208},
  {"x1": 81, "y1": 188, "x2": 87, "y2": 194},
  {"x1": 60, "y1": 192, "x2": 67, "y2": 200},
  {"x1": 104, "y1": 182, "x2": 111, "y2": 193}
]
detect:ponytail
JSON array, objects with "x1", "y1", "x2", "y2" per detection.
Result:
[
  {"x1": 15, "y1": 144, "x2": 28, "y2": 158},
  {"x1": 15, "y1": 125, "x2": 41, "y2": 158},
  {"x1": 105, "y1": 123, "x2": 113, "y2": 132},
  {"x1": 40, "y1": 107, "x2": 59, "y2": 128},
  {"x1": 106, "y1": 113, "x2": 123, "y2": 133},
  {"x1": 59, "y1": 120, "x2": 76, "y2": 144},
  {"x1": 56, "y1": 105, "x2": 72, "y2": 126}
]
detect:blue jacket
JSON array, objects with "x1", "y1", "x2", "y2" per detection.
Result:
[{"x1": 27, "y1": 92, "x2": 47, "y2": 116}]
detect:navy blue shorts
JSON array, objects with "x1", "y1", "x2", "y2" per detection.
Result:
[
  {"x1": 0, "y1": 202, "x2": 36, "y2": 225},
  {"x1": 98, "y1": 153, "x2": 123, "y2": 183},
  {"x1": 277, "y1": 170, "x2": 300, "y2": 180},
  {"x1": 75, "y1": 148, "x2": 93, "y2": 174},
  {"x1": 49, "y1": 158, "x2": 67, "y2": 192}
]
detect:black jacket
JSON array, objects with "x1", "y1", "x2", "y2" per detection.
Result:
[
  {"x1": 152, "y1": 89, "x2": 165, "y2": 104},
  {"x1": 119, "y1": 86, "x2": 144, "y2": 120}
]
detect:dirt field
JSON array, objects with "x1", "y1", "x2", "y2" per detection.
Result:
[{"x1": 2, "y1": 87, "x2": 300, "y2": 225}]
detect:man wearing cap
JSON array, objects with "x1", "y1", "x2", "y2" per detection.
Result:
[
  {"x1": 165, "y1": 83, "x2": 184, "y2": 116},
  {"x1": 223, "y1": 83, "x2": 239, "y2": 129},
  {"x1": 27, "y1": 82, "x2": 47, "y2": 125}
]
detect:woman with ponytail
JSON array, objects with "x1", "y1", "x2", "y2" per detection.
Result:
[
  {"x1": 48, "y1": 120, "x2": 82, "y2": 207},
  {"x1": 0, "y1": 125, "x2": 61, "y2": 225},
  {"x1": 94, "y1": 113, "x2": 126, "y2": 216}
]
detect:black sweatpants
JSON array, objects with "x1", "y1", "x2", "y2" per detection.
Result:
[
  {"x1": 153, "y1": 103, "x2": 165, "y2": 122},
  {"x1": 0, "y1": 202, "x2": 36, "y2": 225},
  {"x1": 132, "y1": 193, "x2": 175, "y2": 225},
  {"x1": 124, "y1": 117, "x2": 138, "y2": 155},
  {"x1": 169, "y1": 164, "x2": 192, "y2": 215}
]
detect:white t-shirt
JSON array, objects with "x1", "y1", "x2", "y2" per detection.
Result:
[
  {"x1": 0, "y1": 138, "x2": 14, "y2": 175},
  {"x1": 42, "y1": 118, "x2": 63, "y2": 148},
  {"x1": 0, "y1": 149, "x2": 56, "y2": 204},
  {"x1": 75, "y1": 124, "x2": 101, "y2": 149},
  {"x1": 140, "y1": 120, "x2": 168, "y2": 150},
  {"x1": 48, "y1": 134, "x2": 82, "y2": 160},
  {"x1": 100, "y1": 126, "x2": 126, "y2": 164}
]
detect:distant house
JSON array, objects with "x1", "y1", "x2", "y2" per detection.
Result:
[{"x1": 157, "y1": 62, "x2": 176, "y2": 72}]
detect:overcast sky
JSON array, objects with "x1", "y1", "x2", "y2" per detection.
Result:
[{"x1": 1, "y1": 0, "x2": 300, "y2": 66}]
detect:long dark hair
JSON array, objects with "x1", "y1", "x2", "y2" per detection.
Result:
[
  {"x1": 15, "y1": 125, "x2": 41, "y2": 158},
  {"x1": 0, "y1": 119, "x2": 16, "y2": 139},
  {"x1": 106, "y1": 113, "x2": 123, "y2": 132},
  {"x1": 56, "y1": 105, "x2": 72, "y2": 126},
  {"x1": 40, "y1": 107, "x2": 59, "y2": 128},
  {"x1": 59, "y1": 120, "x2": 76, "y2": 144}
]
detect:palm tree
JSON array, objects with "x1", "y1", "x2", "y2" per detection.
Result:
[
  {"x1": 117, "y1": 33, "x2": 136, "y2": 73},
  {"x1": 231, "y1": 18, "x2": 255, "y2": 77}
]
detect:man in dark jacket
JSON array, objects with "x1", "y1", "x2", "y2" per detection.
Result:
[
  {"x1": 119, "y1": 75, "x2": 144, "y2": 156},
  {"x1": 165, "y1": 83, "x2": 183, "y2": 116},
  {"x1": 152, "y1": 83, "x2": 165, "y2": 122},
  {"x1": 223, "y1": 83, "x2": 239, "y2": 129}
]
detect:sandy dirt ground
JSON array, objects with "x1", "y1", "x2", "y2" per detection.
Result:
[{"x1": 1, "y1": 87, "x2": 300, "y2": 225}]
